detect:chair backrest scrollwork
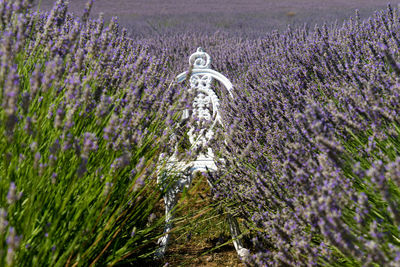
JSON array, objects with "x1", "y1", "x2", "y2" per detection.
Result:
[{"x1": 174, "y1": 47, "x2": 233, "y2": 173}]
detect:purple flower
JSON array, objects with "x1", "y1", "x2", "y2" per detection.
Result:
[{"x1": 7, "y1": 182, "x2": 22, "y2": 205}]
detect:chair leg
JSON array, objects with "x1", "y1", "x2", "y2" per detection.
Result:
[
  {"x1": 205, "y1": 174, "x2": 250, "y2": 260},
  {"x1": 155, "y1": 171, "x2": 192, "y2": 259},
  {"x1": 155, "y1": 186, "x2": 178, "y2": 259},
  {"x1": 227, "y1": 213, "x2": 250, "y2": 259}
]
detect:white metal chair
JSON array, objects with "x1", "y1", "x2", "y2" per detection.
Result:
[{"x1": 155, "y1": 47, "x2": 249, "y2": 260}]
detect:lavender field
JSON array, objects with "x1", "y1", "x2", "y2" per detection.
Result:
[
  {"x1": 34, "y1": 0, "x2": 392, "y2": 37},
  {"x1": 1, "y1": 0, "x2": 400, "y2": 266}
]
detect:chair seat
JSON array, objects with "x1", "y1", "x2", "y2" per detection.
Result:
[{"x1": 163, "y1": 153, "x2": 218, "y2": 174}]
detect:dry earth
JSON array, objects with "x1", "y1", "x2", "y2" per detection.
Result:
[{"x1": 152, "y1": 174, "x2": 247, "y2": 267}]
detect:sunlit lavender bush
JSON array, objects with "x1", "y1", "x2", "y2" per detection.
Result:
[
  {"x1": 202, "y1": 6, "x2": 400, "y2": 266},
  {"x1": 0, "y1": 0, "x2": 192, "y2": 265}
]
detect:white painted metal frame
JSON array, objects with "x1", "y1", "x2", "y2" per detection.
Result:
[{"x1": 155, "y1": 48, "x2": 249, "y2": 260}]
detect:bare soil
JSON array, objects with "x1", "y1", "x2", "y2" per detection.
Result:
[{"x1": 150, "y1": 174, "x2": 247, "y2": 267}]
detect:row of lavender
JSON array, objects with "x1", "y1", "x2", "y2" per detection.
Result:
[
  {"x1": 141, "y1": 5, "x2": 400, "y2": 266},
  {"x1": 197, "y1": 7, "x2": 400, "y2": 266},
  {"x1": 0, "y1": 0, "x2": 194, "y2": 265}
]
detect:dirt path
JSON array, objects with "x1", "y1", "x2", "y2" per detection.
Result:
[
  {"x1": 163, "y1": 236, "x2": 245, "y2": 267},
  {"x1": 152, "y1": 175, "x2": 247, "y2": 267}
]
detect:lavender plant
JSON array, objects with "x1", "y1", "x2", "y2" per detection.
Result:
[
  {"x1": 204, "y1": 5, "x2": 400, "y2": 266},
  {"x1": 0, "y1": 0, "x2": 191, "y2": 265}
]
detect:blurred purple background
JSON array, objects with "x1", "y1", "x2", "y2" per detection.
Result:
[{"x1": 33, "y1": 0, "x2": 397, "y2": 37}]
